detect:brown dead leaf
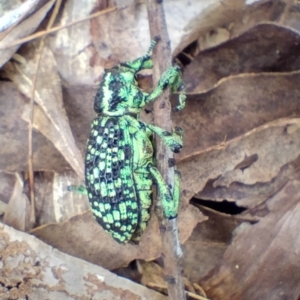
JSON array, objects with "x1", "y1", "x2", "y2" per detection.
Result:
[
  {"x1": 33, "y1": 171, "x2": 89, "y2": 226},
  {"x1": 0, "y1": 172, "x2": 16, "y2": 204},
  {"x1": 197, "y1": 155, "x2": 300, "y2": 208},
  {"x1": 0, "y1": 222, "x2": 167, "y2": 300},
  {"x1": 47, "y1": 1, "x2": 244, "y2": 86},
  {"x1": 0, "y1": 0, "x2": 55, "y2": 67},
  {"x1": 200, "y1": 170, "x2": 300, "y2": 300},
  {"x1": 179, "y1": 118, "x2": 300, "y2": 207},
  {"x1": 31, "y1": 210, "x2": 162, "y2": 270},
  {"x1": 2, "y1": 2, "x2": 300, "y2": 298},
  {"x1": 30, "y1": 170, "x2": 203, "y2": 268},
  {"x1": 229, "y1": 0, "x2": 300, "y2": 39},
  {"x1": 140, "y1": 261, "x2": 166, "y2": 291},
  {"x1": 0, "y1": 82, "x2": 70, "y2": 172},
  {"x1": 184, "y1": 23, "x2": 300, "y2": 94},
  {"x1": 30, "y1": 201, "x2": 201, "y2": 270},
  {"x1": 63, "y1": 85, "x2": 97, "y2": 151},
  {"x1": 182, "y1": 206, "x2": 248, "y2": 283},
  {"x1": 192, "y1": 1, "x2": 300, "y2": 56},
  {"x1": 4, "y1": 43, "x2": 84, "y2": 179},
  {"x1": 3, "y1": 173, "x2": 30, "y2": 231},
  {"x1": 139, "y1": 260, "x2": 209, "y2": 299},
  {"x1": 175, "y1": 72, "x2": 300, "y2": 160}
]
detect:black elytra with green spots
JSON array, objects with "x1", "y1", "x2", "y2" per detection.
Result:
[{"x1": 85, "y1": 38, "x2": 186, "y2": 243}]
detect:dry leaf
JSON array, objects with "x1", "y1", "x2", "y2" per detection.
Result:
[
  {"x1": 184, "y1": 23, "x2": 300, "y2": 93},
  {"x1": 33, "y1": 171, "x2": 89, "y2": 226},
  {"x1": 3, "y1": 173, "x2": 30, "y2": 231},
  {"x1": 4, "y1": 43, "x2": 84, "y2": 179},
  {"x1": 1, "y1": 1, "x2": 300, "y2": 299},
  {"x1": 31, "y1": 210, "x2": 162, "y2": 270},
  {"x1": 0, "y1": 0, "x2": 55, "y2": 67},
  {"x1": 183, "y1": 206, "x2": 256, "y2": 283},
  {"x1": 0, "y1": 82, "x2": 70, "y2": 172},
  {"x1": 175, "y1": 72, "x2": 300, "y2": 160},
  {"x1": 200, "y1": 171, "x2": 300, "y2": 300},
  {"x1": 179, "y1": 118, "x2": 300, "y2": 206},
  {"x1": 0, "y1": 222, "x2": 167, "y2": 300}
]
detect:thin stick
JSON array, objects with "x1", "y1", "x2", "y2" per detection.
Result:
[
  {"x1": 27, "y1": 0, "x2": 63, "y2": 227},
  {"x1": 146, "y1": 1, "x2": 186, "y2": 299},
  {"x1": 0, "y1": 6, "x2": 116, "y2": 50}
]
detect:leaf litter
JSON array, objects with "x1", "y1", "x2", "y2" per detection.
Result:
[{"x1": 1, "y1": 1, "x2": 300, "y2": 299}]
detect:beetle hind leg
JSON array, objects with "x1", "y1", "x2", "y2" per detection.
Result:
[
  {"x1": 68, "y1": 185, "x2": 88, "y2": 195},
  {"x1": 148, "y1": 165, "x2": 180, "y2": 219}
]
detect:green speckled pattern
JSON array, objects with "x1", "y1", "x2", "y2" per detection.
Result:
[
  {"x1": 85, "y1": 116, "x2": 154, "y2": 243},
  {"x1": 85, "y1": 38, "x2": 186, "y2": 243}
]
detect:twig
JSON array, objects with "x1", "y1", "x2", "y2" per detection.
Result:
[
  {"x1": 193, "y1": 283, "x2": 208, "y2": 299},
  {"x1": 278, "y1": 0, "x2": 292, "y2": 25},
  {"x1": 0, "y1": 6, "x2": 116, "y2": 50},
  {"x1": 27, "y1": 0, "x2": 63, "y2": 227},
  {"x1": 147, "y1": 282, "x2": 210, "y2": 300},
  {"x1": 186, "y1": 291, "x2": 210, "y2": 300},
  {"x1": 146, "y1": 1, "x2": 185, "y2": 299}
]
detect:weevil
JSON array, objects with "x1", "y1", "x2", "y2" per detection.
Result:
[{"x1": 74, "y1": 38, "x2": 185, "y2": 243}]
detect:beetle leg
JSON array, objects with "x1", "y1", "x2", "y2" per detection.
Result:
[
  {"x1": 146, "y1": 123, "x2": 183, "y2": 153},
  {"x1": 120, "y1": 38, "x2": 158, "y2": 72},
  {"x1": 145, "y1": 64, "x2": 185, "y2": 107},
  {"x1": 148, "y1": 165, "x2": 179, "y2": 218},
  {"x1": 67, "y1": 185, "x2": 88, "y2": 195}
]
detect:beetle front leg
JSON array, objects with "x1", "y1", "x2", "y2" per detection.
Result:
[
  {"x1": 121, "y1": 37, "x2": 159, "y2": 72},
  {"x1": 145, "y1": 64, "x2": 186, "y2": 109}
]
